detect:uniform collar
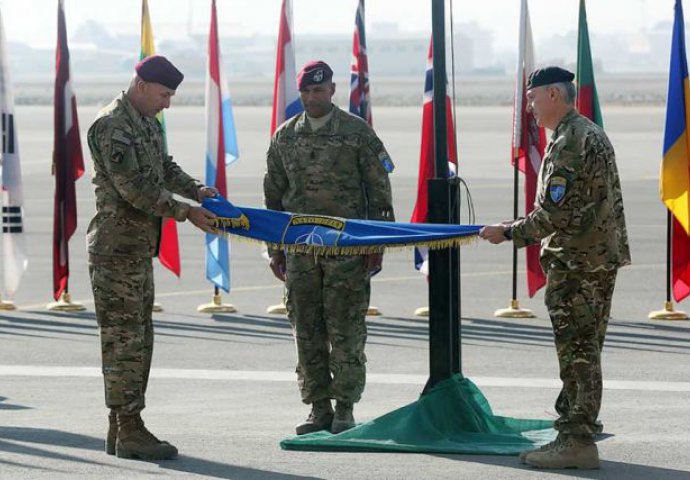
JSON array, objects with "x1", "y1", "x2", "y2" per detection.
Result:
[
  {"x1": 551, "y1": 108, "x2": 578, "y2": 139},
  {"x1": 118, "y1": 91, "x2": 148, "y2": 131},
  {"x1": 295, "y1": 104, "x2": 341, "y2": 134}
]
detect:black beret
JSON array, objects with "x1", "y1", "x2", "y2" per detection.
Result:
[
  {"x1": 296, "y1": 60, "x2": 333, "y2": 90},
  {"x1": 526, "y1": 66, "x2": 575, "y2": 90},
  {"x1": 135, "y1": 55, "x2": 184, "y2": 90}
]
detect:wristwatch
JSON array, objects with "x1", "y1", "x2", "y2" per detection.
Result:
[{"x1": 503, "y1": 226, "x2": 513, "y2": 240}]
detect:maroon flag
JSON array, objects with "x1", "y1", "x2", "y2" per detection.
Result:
[{"x1": 52, "y1": 0, "x2": 84, "y2": 300}]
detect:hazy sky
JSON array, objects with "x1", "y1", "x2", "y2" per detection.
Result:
[{"x1": 0, "y1": 0, "x2": 674, "y2": 51}]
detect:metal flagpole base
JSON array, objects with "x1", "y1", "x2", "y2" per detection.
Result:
[
  {"x1": 197, "y1": 294, "x2": 236, "y2": 313},
  {"x1": 267, "y1": 300, "x2": 287, "y2": 315},
  {"x1": 47, "y1": 292, "x2": 86, "y2": 312},
  {"x1": 648, "y1": 301, "x2": 688, "y2": 321},
  {"x1": 494, "y1": 299, "x2": 535, "y2": 318},
  {"x1": 152, "y1": 302, "x2": 163, "y2": 312},
  {"x1": 0, "y1": 299, "x2": 16, "y2": 310},
  {"x1": 367, "y1": 305, "x2": 382, "y2": 316},
  {"x1": 414, "y1": 306, "x2": 430, "y2": 317}
]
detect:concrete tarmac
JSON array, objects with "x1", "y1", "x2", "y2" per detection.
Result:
[{"x1": 1, "y1": 105, "x2": 689, "y2": 479}]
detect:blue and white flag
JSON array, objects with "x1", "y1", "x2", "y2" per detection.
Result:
[
  {"x1": 203, "y1": 197, "x2": 480, "y2": 255},
  {"x1": 0, "y1": 9, "x2": 27, "y2": 297},
  {"x1": 204, "y1": 0, "x2": 239, "y2": 293}
]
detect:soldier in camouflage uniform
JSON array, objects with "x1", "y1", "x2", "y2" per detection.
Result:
[
  {"x1": 263, "y1": 61, "x2": 395, "y2": 435},
  {"x1": 87, "y1": 56, "x2": 218, "y2": 460},
  {"x1": 480, "y1": 66, "x2": 630, "y2": 469}
]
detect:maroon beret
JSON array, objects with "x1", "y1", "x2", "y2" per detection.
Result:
[
  {"x1": 296, "y1": 60, "x2": 333, "y2": 90},
  {"x1": 135, "y1": 55, "x2": 184, "y2": 90}
]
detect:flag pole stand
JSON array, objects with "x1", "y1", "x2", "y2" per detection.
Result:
[
  {"x1": 152, "y1": 302, "x2": 163, "y2": 312},
  {"x1": 198, "y1": 287, "x2": 236, "y2": 313},
  {"x1": 494, "y1": 298, "x2": 534, "y2": 318},
  {"x1": 649, "y1": 211, "x2": 689, "y2": 321},
  {"x1": 267, "y1": 289, "x2": 287, "y2": 314},
  {"x1": 414, "y1": 306, "x2": 429, "y2": 317},
  {"x1": 47, "y1": 291, "x2": 85, "y2": 312},
  {"x1": 0, "y1": 295, "x2": 16, "y2": 311},
  {"x1": 649, "y1": 301, "x2": 688, "y2": 320}
]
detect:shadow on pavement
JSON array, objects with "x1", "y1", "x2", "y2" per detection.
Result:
[
  {"x1": 0, "y1": 396, "x2": 31, "y2": 411},
  {"x1": 3, "y1": 310, "x2": 689, "y2": 355},
  {"x1": 434, "y1": 453, "x2": 690, "y2": 479},
  {"x1": 157, "y1": 456, "x2": 323, "y2": 479},
  {"x1": 0, "y1": 426, "x2": 322, "y2": 479}
]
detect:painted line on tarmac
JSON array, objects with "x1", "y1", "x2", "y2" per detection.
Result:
[{"x1": 1, "y1": 365, "x2": 689, "y2": 392}]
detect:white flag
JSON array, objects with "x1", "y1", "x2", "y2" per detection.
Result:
[{"x1": 0, "y1": 9, "x2": 27, "y2": 297}]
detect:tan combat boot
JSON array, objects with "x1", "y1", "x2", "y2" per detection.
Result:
[
  {"x1": 518, "y1": 434, "x2": 562, "y2": 464},
  {"x1": 115, "y1": 414, "x2": 178, "y2": 460},
  {"x1": 107, "y1": 412, "x2": 174, "y2": 456},
  {"x1": 295, "y1": 399, "x2": 334, "y2": 435},
  {"x1": 330, "y1": 401, "x2": 356, "y2": 434},
  {"x1": 106, "y1": 410, "x2": 117, "y2": 455},
  {"x1": 525, "y1": 435, "x2": 600, "y2": 469}
]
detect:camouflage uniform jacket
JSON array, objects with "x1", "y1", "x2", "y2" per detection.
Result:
[
  {"x1": 511, "y1": 109, "x2": 631, "y2": 272},
  {"x1": 263, "y1": 105, "x2": 395, "y2": 252},
  {"x1": 87, "y1": 92, "x2": 202, "y2": 258}
]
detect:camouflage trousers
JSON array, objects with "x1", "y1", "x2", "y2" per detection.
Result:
[
  {"x1": 285, "y1": 254, "x2": 370, "y2": 405},
  {"x1": 545, "y1": 268, "x2": 618, "y2": 435},
  {"x1": 89, "y1": 254, "x2": 155, "y2": 416}
]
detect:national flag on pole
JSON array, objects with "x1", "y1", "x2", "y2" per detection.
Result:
[
  {"x1": 52, "y1": 0, "x2": 84, "y2": 300},
  {"x1": 205, "y1": 0, "x2": 239, "y2": 293},
  {"x1": 0, "y1": 9, "x2": 27, "y2": 297},
  {"x1": 575, "y1": 0, "x2": 603, "y2": 127},
  {"x1": 661, "y1": 0, "x2": 690, "y2": 302},
  {"x1": 141, "y1": 0, "x2": 181, "y2": 277},
  {"x1": 271, "y1": 0, "x2": 302, "y2": 135},
  {"x1": 410, "y1": 38, "x2": 458, "y2": 274},
  {"x1": 349, "y1": 0, "x2": 372, "y2": 126},
  {"x1": 513, "y1": 0, "x2": 546, "y2": 297}
]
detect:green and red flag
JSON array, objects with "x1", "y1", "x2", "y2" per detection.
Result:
[{"x1": 575, "y1": 0, "x2": 603, "y2": 127}]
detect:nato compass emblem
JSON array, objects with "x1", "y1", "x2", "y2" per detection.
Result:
[{"x1": 549, "y1": 176, "x2": 567, "y2": 204}]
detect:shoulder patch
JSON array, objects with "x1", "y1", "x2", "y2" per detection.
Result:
[
  {"x1": 378, "y1": 151, "x2": 395, "y2": 173},
  {"x1": 549, "y1": 176, "x2": 567, "y2": 204}
]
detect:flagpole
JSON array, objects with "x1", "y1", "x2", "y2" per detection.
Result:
[
  {"x1": 494, "y1": 152, "x2": 534, "y2": 318},
  {"x1": 424, "y1": 0, "x2": 460, "y2": 391},
  {"x1": 649, "y1": 210, "x2": 687, "y2": 320}
]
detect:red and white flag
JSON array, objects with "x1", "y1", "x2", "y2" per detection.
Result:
[
  {"x1": 410, "y1": 38, "x2": 458, "y2": 274},
  {"x1": 513, "y1": 0, "x2": 546, "y2": 297},
  {"x1": 270, "y1": 0, "x2": 302, "y2": 135},
  {"x1": 52, "y1": 0, "x2": 84, "y2": 300}
]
